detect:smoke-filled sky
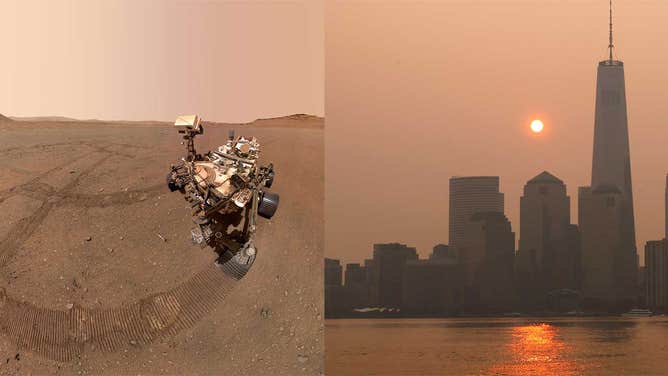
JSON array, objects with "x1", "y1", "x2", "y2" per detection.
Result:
[
  {"x1": 326, "y1": 1, "x2": 668, "y2": 267},
  {"x1": 0, "y1": 0, "x2": 323, "y2": 122}
]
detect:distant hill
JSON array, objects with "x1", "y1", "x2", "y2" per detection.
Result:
[
  {"x1": 255, "y1": 113, "x2": 323, "y2": 122},
  {"x1": 246, "y1": 114, "x2": 324, "y2": 129},
  {"x1": 0, "y1": 113, "x2": 324, "y2": 129},
  {"x1": 11, "y1": 116, "x2": 78, "y2": 122}
]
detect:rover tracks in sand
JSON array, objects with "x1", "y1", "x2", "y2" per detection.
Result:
[{"x1": 0, "y1": 140, "x2": 255, "y2": 362}]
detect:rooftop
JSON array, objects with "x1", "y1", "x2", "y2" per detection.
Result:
[{"x1": 527, "y1": 171, "x2": 563, "y2": 185}]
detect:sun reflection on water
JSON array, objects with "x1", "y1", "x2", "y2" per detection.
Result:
[{"x1": 487, "y1": 323, "x2": 579, "y2": 375}]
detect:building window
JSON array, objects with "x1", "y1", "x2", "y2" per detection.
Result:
[
  {"x1": 606, "y1": 196, "x2": 615, "y2": 208},
  {"x1": 602, "y1": 90, "x2": 621, "y2": 106}
]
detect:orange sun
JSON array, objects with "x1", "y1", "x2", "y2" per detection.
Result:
[{"x1": 530, "y1": 119, "x2": 544, "y2": 133}]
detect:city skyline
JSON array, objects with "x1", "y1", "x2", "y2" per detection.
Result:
[
  {"x1": 337, "y1": 168, "x2": 666, "y2": 265},
  {"x1": 326, "y1": 2, "x2": 668, "y2": 266}
]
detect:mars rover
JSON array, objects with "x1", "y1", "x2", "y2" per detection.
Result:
[{"x1": 166, "y1": 115, "x2": 279, "y2": 269}]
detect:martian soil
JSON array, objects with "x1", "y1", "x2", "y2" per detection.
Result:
[{"x1": 0, "y1": 114, "x2": 323, "y2": 375}]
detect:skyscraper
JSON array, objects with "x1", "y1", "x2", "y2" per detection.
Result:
[
  {"x1": 590, "y1": 2, "x2": 637, "y2": 257},
  {"x1": 458, "y1": 212, "x2": 515, "y2": 311},
  {"x1": 579, "y1": 3, "x2": 638, "y2": 310},
  {"x1": 369, "y1": 243, "x2": 418, "y2": 308},
  {"x1": 517, "y1": 172, "x2": 580, "y2": 306},
  {"x1": 402, "y1": 257, "x2": 460, "y2": 315},
  {"x1": 518, "y1": 171, "x2": 571, "y2": 272},
  {"x1": 579, "y1": 186, "x2": 636, "y2": 308},
  {"x1": 449, "y1": 176, "x2": 504, "y2": 254},
  {"x1": 645, "y1": 240, "x2": 668, "y2": 311},
  {"x1": 324, "y1": 258, "x2": 343, "y2": 286},
  {"x1": 344, "y1": 263, "x2": 369, "y2": 309},
  {"x1": 324, "y1": 258, "x2": 345, "y2": 316}
]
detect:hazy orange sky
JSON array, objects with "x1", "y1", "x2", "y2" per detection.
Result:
[
  {"x1": 0, "y1": 0, "x2": 323, "y2": 122},
  {"x1": 326, "y1": 1, "x2": 668, "y2": 267}
]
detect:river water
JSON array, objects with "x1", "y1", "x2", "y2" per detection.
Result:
[{"x1": 325, "y1": 317, "x2": 668, "y2": 375}]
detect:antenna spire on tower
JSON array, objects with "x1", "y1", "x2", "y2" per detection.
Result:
[{"x1": 609, "y1": 0, "x2": 614, "y2": 61}]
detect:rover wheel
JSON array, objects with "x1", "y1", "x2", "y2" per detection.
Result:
[
  {"x1": 258, "y1": 191, "x2": 279, "y2": 219},
  {"x1": 166, "y1": 173, "x2": 179, "y2": 192}
]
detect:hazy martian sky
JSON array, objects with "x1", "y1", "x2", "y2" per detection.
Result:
[
  {"x1": 0, "y1": 0, "x2": 323, "y2": 122},
  {"x1": 326, "y1": 1, "x2": 668, "y2": 266}
]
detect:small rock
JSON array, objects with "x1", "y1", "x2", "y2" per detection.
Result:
[
  {"x1": 98, "y1": 188, "x2": 104, "y2": 192},
  {"x1": 69, "y1": 170, "x2": 76, "y2": 174},
  {"x1": 260, "y1": 307, "x2": 271, "y2": 319},
  {"x1": 66, "y1": 303, "x2": 74, "y2": 310},
  {"x1": 85, "y1": 236, "x2": 92, "y2": 242},
  {"x1": 119, "y1": 236, "x2": 124, "y2": 240},
  {"x1": 14, "y1": 353, "x2": 19, "y2": 361},
  {"x1": 129, "y1": 340, "x2": 137, "y2": 346},
  {"x1": 297, "y1": 354, "x2": 308, "y2": 363}
]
